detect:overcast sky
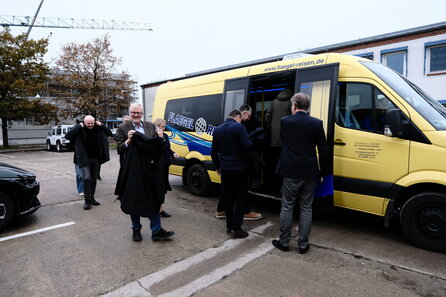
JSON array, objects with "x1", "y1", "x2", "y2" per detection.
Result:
[{"x1": 3, "y1": 0, "x2": 446, "y2": 98}]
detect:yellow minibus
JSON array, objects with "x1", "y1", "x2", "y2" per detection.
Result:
[{"x1": 151, "y1": 53, "x2": 446, "y2": 252}]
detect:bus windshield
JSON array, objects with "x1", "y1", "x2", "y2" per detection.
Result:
[{"x1": 361, "y1": 61, "x2": 446, "y2": 130}]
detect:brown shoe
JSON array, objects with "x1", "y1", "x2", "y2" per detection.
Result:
[
  {"x1": 243, "y1": 211, "x2": 262, "y2": 221},
  {"x1": 215, "y1": 211, "x2": 226, "y2": 219},
  {"x1": 230, "y1": 229, "x2": 249, "y2": 239}
]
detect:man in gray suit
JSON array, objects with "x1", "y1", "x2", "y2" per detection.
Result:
[{"x1": 115, "y1": 103, "x2": 174, "y2": 242}]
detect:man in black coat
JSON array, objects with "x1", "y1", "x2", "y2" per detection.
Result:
[
  {"x1": 114, "y1": 103, "x2": 174, "y2": 242},
  {"x1": 211, "y1": 109, "x2": 253, "y2": 238},
  {"x1": 272, "y1": 93, "x2": 329, "y2": 254},
  {"x1": 214, "y1": 104, "x2": 263, "y2": 221},
  {"x1": 65, "y1": 115, "x2": 112, "y2": 210}
]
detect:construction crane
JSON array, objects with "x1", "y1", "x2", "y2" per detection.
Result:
[
  {"x1": 2, "y1": 0, "x2": 151, "y2": 39},
  {"x1": 0, "y1": 15, "x2": 153, "y2": 32}
]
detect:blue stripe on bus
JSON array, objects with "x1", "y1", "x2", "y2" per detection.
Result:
[{"x1": 167, "y1": 126, "x2": 212, "y2": 155}]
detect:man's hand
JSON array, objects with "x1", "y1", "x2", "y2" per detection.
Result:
[
  {"x1": 216, "y1": 169, "x2": 221, "y2": 176},
  {"x1": 79, "y1": 122, "x2": 84, "y2": 127},
  {"x1": 95, "y1": 121, "x2": 102, "y2": 126},
  {"x1": 125, "y1": 129, "x2": 136, "y2": 145}
]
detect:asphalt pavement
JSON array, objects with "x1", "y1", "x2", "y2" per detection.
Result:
[{"x1": 0, "y1": 150, "x2": 445, "y2": 297}]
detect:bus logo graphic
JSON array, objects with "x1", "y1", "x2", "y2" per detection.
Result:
[{"x1": 195, "y1": 118, "x2": 207, "y2": 135}]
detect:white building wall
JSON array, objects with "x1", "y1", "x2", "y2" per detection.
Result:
[
  {"x1": 142, "y1": 85, "x2": 159, "y2": 122},
  {"x1": 343, "y1": 33, "x2": 446, "y2": 100}
]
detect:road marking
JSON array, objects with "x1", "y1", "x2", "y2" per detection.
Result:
[
  {"x1": 157, "y1": 240, "x2": 273, "y2": 297},
  {"x1": 0, "y1": 221, "x2": 75, "y2": 242},
  {"x1": 102, "y1": 222, "x2": 274, "y2": 297}
]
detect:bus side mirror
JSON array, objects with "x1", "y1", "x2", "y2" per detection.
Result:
[{"x1": 384, "y1": 109, "x2": 405, "y2": 137}]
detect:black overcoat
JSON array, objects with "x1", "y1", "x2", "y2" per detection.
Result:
[
  {"x1": 161, "y1": 132, "x2": 175, "y2": 193},
  {"x1": 65, "y1": 123, "x2": 112, "y2": 167},
  {"x1": 115, "y1": 132, "x2": 168, "y2": 218}
]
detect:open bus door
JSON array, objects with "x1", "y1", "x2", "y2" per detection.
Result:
[{"x1": 295, "y1": 63, "x2": 339, "y2": 210}]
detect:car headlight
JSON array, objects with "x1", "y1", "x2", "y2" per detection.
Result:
[{"x1": 16, "y1": 176, "x2": 38, "y2": 188}]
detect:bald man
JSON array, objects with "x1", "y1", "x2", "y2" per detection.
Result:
[{"x1": 66, "y1": 115, "x2": 112, "y2": 210}]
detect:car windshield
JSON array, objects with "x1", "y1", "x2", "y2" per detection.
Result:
[{"x1": 361, "y1": 61, "x2": 446, "y2": 130}]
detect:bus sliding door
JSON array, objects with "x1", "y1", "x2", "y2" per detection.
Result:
[{"x1": 295, "y1": 64, "x2": 339, "y2": 205}]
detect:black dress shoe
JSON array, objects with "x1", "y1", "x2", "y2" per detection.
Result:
[
  {"x1": 272, "y1": 239, "x2": 290, "y2": 252},
  {"x1": 132, "y1": 229, "x2": 142, "y2": 242},
  {"x1": 90, "y1": 198, "x2": 100, "y2": 206},
  {"x1": 230, "y1": 229, "x2": 249, "y2": 239},
  {"x1": 299, "y1": 245, "x2": 310, "y2": 254},
  {"x1": 83, "y1": 201, "x2": 91, "y2": 210},
  {"x1": 152, "y1": 228, "x2": 175, "y2": 241},
  {"x1": 160, "y1": 210, "x2": 171, "y2": 217}
]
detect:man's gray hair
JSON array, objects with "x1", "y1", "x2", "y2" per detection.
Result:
[
  {"x1": 129, "y1": 103, "x2": 143, "y2": 112},
  {"x1": 290, "y1": 93, "x2": 310, "y2": 110}
]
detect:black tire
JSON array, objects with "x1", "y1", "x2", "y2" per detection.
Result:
[
  {"x1": 400, "y1": 192, "x2": 446, "y2": 253},
  {"x1": 0, "y1": 192, "x2": 15, "y2": 231},
  {"x1": 56, "y1": 141, "x2": 62, "y2": 152},
  {"x1": 46, "y1": 141, "x2": 52, "y2": 151},
  {"x1": 186, "y1": 164, "x2": 211, "y2": 196}
]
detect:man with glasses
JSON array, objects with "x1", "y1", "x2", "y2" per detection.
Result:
[{"x1": 115, "y1": 103, "x2": 175, "y2": 242}]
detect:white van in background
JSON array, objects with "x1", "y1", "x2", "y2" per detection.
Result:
[{"x1": 46, "y1": 125, "x2": 73, "y2": 152}]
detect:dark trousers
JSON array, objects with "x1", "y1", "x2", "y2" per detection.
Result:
[
  {"x1": 216, "y1": 185, "x2": 251, "y2": 214},
  {"x1": 221, "y1": 170, "x2": 248, "y2": 231},
  {"x1": 80, "y1": 158, "x2": 99, "y2": 200}
]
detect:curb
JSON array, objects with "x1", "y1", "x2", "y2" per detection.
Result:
[{"x1": 0, "y1": 146, "x2": 46, "y2": 154}]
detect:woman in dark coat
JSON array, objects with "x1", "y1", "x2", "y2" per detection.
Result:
[{"x1": 154, "y1": 118, "x2": 179, "y2": 217}]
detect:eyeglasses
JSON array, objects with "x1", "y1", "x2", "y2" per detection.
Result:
[{"x1": 130, "y1": 111, "x2": 143, "y2": 115}]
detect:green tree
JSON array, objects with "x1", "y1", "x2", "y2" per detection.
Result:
[
  {"x1": 0, "y1": 28, "x2": 56, "y2": 147},
  {"x1": 52, "y1": 34, "x2": 136, "y2": 121}
]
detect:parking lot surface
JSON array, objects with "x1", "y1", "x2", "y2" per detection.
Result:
[{"x1": 0, "y1": 150, "x2": 445, "y2": 297}]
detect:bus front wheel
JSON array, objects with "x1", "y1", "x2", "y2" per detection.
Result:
[
  {"x1": 400, "y1": 192, "x2": 446, "y2": 253},
  {"x1": 186, "y1": 164, "x2": 211, "y2": 196}
]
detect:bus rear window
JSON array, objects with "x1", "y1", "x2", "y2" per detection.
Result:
[{"x1": 164, "y1": 94, "x2": 223, "y2": 134}]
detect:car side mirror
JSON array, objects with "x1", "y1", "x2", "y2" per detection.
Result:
[
  {"x1": 48, "y1": 131, "x2": 51, "y2": 136},
  {"x1": 384, "y1": 109, "x2": 406, "y2": 137}
]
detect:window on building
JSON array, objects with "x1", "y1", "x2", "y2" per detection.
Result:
[
  {"x1": 425, "y1": 40, "x2": 446, "y2": 74},
  {"x1": 381, "y1": 47, "x2": 407, "y2": 76}
]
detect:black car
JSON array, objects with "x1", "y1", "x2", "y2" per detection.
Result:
[{"x1": 0, "y1": 162, "x2": 41, "y2": 231}]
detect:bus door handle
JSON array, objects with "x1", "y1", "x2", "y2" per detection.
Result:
[{"x1": 334, "y1": 139, "x2": 346, "y2": 146}]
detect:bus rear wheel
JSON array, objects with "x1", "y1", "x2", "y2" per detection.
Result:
[
  {"x1": 400, "y1": 192, "x2": 446, "y2": 253},
  {"x1": 186, "y1": 164, "x2": 211, "y2": 196}
]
